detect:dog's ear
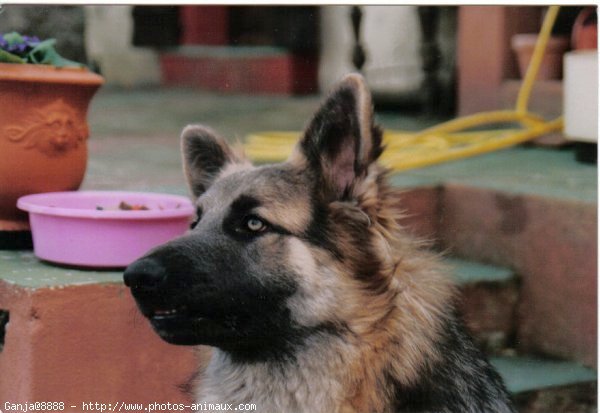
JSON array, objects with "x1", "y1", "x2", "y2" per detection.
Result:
[
  {"x1": 289, "y1": 73, "x2": 383, "y2": 201},
  {"x1": 181, "y1": 125, "x2": 246, "y2": 197}
]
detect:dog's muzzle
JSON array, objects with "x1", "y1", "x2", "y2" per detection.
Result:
[
  {"x1": 123, "y1": 247, "x2": 298, "y2": 354},
  {"x1": 123, "y1": 257, "x2": 215, "y2": 345},
  {"x1": 123, "y1": 257, "x2": 166, "y2": 291},
  {"x1": 123, "y1": 257, "x2": 174, "y2": 316}
]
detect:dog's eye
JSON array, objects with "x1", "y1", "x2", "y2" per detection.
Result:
[{"x1": 245, "y1": 216, "x2": 267, "y2": 232}]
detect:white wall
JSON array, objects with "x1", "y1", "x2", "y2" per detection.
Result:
[
  {"x1": 319, "y1": 6, "x2": 423, "y2": 94},
  {"x1": 84, "y1": 6, "x2": 161, "y2": 87}
]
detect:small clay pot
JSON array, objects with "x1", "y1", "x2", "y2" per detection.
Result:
[
  {"x1": 572, "y1": 7, "x2": 597, "y2": 50},
  {"x1": 511, "y1": 34, "x2": 569, "y2": 80},
  {"x1": 0, "y1": 63, "x2": 104, "y2": 230}
]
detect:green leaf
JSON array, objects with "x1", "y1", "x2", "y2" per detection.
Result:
[
  {"x1": 0, "y1": 49, "x2": 26, "y2": 64},
  {"x1": 27, "y1": 38, "x2": 85, "y2": 68}
]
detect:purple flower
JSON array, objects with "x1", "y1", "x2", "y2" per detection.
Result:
[
  {"x1": 22, "y1": 36, "x2": 40, "y2": 47},
  {"x1": 0, "y1": 31, "x2": 84, "y2": 67},
  {"x1": 0, "y1": 32, "x2": 41, "y2": 56}
]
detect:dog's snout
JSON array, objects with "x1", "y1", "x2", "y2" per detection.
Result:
[{"x1": 123, "y1": 257, "x2": 167, "y2": 290}]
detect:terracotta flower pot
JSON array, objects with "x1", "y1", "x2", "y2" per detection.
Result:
[
  {"x1": 572, "y1": 7, "x2": 597, "y2": 50},
  {"x1": 0, "y1": 63, "x2": 104, "y2": 231}
]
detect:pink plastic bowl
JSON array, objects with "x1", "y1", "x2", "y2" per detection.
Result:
[{"x1": 17, "y1": 191, "x2": 195, "y2": 268}]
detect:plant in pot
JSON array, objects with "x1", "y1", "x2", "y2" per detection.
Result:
[{"x1": 0, "y1": 32, "x2": 104, "y2": 248}]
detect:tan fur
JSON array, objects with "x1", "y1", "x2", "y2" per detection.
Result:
[
  {"x1": 347, "y1": 74, "x2": 375, "y2": 166},
  {"x1": 196, "y1": 163, "x2": 456, "y2": 413},
  {"x1": 286, "y1": 145, "x2": 309, "y2": 170},
  {"x1": 217, "y1": 159, "x2": 253, "y2": 180},
  {"x1": 251, "y1": 179, "x2": 313, "y2": 236},
  {"x1": 337, "y1": 165, "x2": 455, "y2": 411}
]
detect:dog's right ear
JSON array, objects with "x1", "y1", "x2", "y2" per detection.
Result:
[
  {"x1": 181, "y1": 125, "x2": 246, "y2": 197},
  {"x1": 288, "y1": 74, "x2": 383, "y2": 202}
]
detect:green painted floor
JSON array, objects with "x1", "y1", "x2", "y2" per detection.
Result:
[
  {"x1": 86, "y1": 88, "x2": 596, "y2": 202},
  {"x1": 0, "y1": 251, "x2": 122, "y2": 288},
  {"x1": 87, "y1": 87, "x2": 438, "y2": 140},
  {"x1": 390, "y1": 145, "x2": 596, "y2": 203},
  {"x1": 0, "y1": 252, "x2": 514, "y2": 289}
]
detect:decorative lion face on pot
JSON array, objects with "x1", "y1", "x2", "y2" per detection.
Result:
[{"x1": 5, "y1": 99, "x2": 88, "y2": 157}]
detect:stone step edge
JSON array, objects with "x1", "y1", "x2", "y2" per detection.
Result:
[
  {"x1": 162, "y1": 45, "x2": 290, "y2": 59},
  {"x1": 1, "y1": 253, "x2": 516, "y2": 290},
  {"x1": 490, "y1": 355, "x2": 597, "y2": 394},
  {"x1": 445, "y1": 257, "x2": 516, "y2": 285}
]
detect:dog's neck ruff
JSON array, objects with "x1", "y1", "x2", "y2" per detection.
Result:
[
  {"x1": 197, "y1": 335, "x2": 352, "y2": 413},
  {"x1": 196, "y1": 259, "x2": 453, "y2": 413},
  {"x1": 194, "y1": 171, "x2": 455, "y2": 413}
]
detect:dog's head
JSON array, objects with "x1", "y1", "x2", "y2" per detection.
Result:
[{"x1": 124, "y1": 74, "x2": 398, "y2": 362}]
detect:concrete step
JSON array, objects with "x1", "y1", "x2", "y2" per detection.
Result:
[
  {"x1": 491, "y1": 356, "x2": 597, "y2": 413},
  {"x1": 0, "y1": 252, "x2": 197, "y2": 407},
  {"x1": 395, "y1": 166, "x2": 597, "y2": 368},
  {"x1": 1, "y1": 256, "x2": 595, "y2": 411},
  {"x1": 440, "y1": 183, "x2": 596, "y2": 368},
  {"x1": 159, "y1": 45, "x2": 318, "y2": 95},
  {"x1": 446, "y1": 257, "x2": 519, "y2": 354}
]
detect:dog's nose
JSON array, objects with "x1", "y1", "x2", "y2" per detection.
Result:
[{"x1": 123, "y1": 257, "x2": 167, "y2": 289}]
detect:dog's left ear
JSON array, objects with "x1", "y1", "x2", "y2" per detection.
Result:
[
  {"x1": 289, "y1": 73, "x2": 383, "y2": 201},
  {"x1": 181, "y1": 125, "x2": 248, "y2": 198}
]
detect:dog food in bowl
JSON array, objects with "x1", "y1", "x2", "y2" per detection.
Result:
[
  {"x1": 96, "y1": 201, "x2": 151, "y2": 211},
  {"x1": 17, "y1": 191, "x2": 194, "y2": 268}
]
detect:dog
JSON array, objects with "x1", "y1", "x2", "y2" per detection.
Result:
[{"x1": 123, "y1": 74, "x2": 516, "y2": 413}]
